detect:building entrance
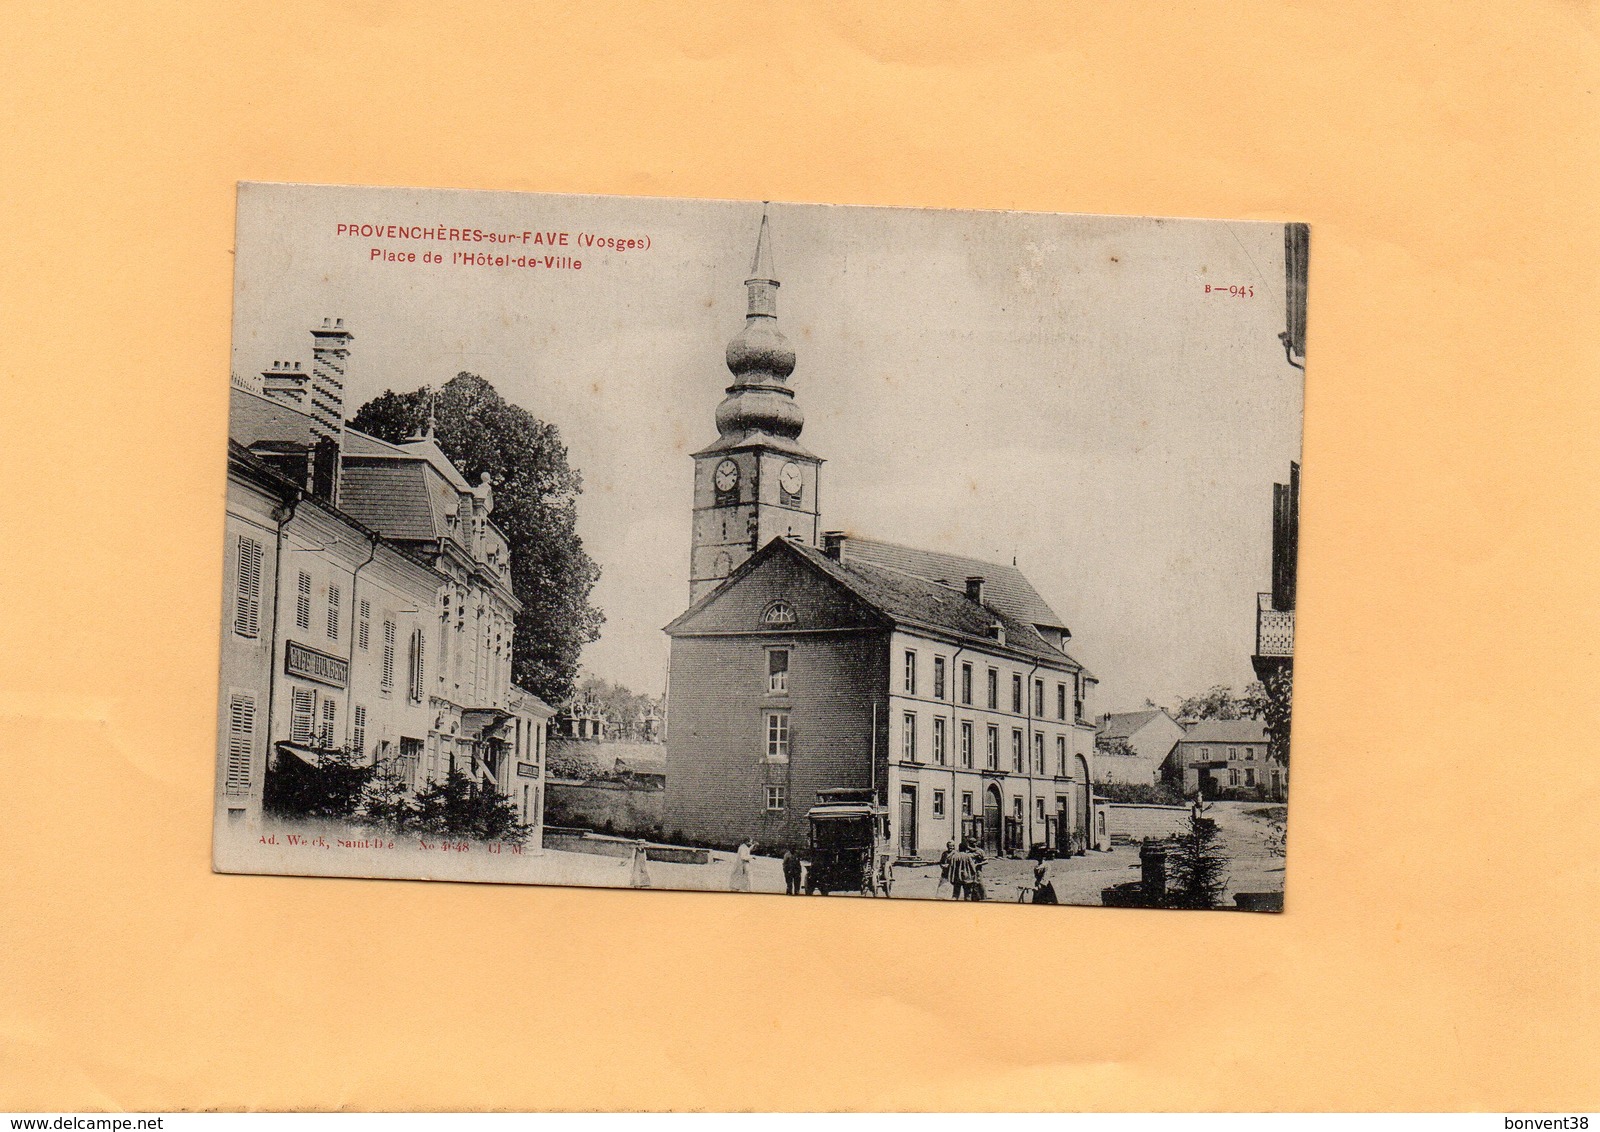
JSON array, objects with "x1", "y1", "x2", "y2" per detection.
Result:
[
  {"x1": 899, "y1": 784, "x2": 917, "y2": 859},
  {"x1": 982, "y1": 785, "x2": 1003, "y2": 854}
]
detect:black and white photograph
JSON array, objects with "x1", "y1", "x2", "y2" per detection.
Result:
[{"x1": 215, "y1": 182, "x2": 1305, "y2": 912}]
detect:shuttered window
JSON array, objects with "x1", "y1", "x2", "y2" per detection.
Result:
[
  {"x1": 320, "y1": 697, "x2": 336, "y2": 743},
  {"x1": 233, "y1": 536, "x2": 263, "y2": 638},
  {"x1": 290, "y1": 687, "x2": 316, "y2": 744},
  {"x1": 295, "y1": 571, "x2": 312, "y2": 631},
  {"x1": 225, "y1": 692, "x2": 256, "y2": 790},
  {"x1": 352, "y1": 704, "x2": 367, "y2": 754},
  {"x1": 381, "y1": 620, "x2": 396, "y2": 691},
  {"x1": 327, "y1": 584, "x2": 340, "y2": 640},
  {"x1": 358, "y1": 600, "x2": 370, "y2": 651},
  {"x1": 407, "y1": 628, "x2": 425, "y2": 702}
]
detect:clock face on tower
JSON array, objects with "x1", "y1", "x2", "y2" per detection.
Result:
[
  {"x1": 779, "y1": 461, "x2": 803, "y2": 498},
  {"x1": 714, "y1": 458, "x2": 739, "y2": 494}
]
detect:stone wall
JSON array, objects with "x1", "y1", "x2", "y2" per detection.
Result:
[
  {"x1": 1106, "y1": 802, "x2": 1190, "y2": 843},
  {"x1": 544, "y1": 777, "x2": 664, "y2": 838}
]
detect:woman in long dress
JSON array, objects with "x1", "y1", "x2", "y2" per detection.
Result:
[
  {"x1": 629, "y1": 839, "x2": 653, "y2": 889},
  {"x1": 729, "y1": 839, "x2": 754, "y2": 892}
]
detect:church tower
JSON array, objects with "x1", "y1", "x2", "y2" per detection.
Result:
[{"x1": 689, "y1": 210, "x2": 823, "y2": 603}]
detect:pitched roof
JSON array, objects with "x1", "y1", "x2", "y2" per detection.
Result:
[
  {"x1": 670, "y1": 538, "x2": 1087, "y2": 671},
  {"x1": 1180, "y1": 718, "x2": 1268, "y2": 744},
  {"x1": 1098, "y1": 709, "x2": 1172, "y2": 739},
  {"x1": 836, "y1": 536, "x2": 1069, "y2": 632},
  {"x1": 337, "y1": 461, "x2": 441, "y2": 541},
  {"x1": 229, "y1": 386, "x2": 317, "y2": 448}
]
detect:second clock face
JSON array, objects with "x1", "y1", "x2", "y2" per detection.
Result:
[
  {"x1": 714, "y1": 459, "x2": 740, "y2": 493},
  {"x1": 779, "y1": 461, "x2": 803, "y2": 496}
]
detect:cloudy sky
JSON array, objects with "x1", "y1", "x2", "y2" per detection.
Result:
[{"x1": 232, "y1": 183, "x2": 1304, "y2": 712}]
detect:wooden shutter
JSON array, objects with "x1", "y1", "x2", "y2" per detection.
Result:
[
  {"x1": 290, "y1": 687, "x2": 316, "y2": 744},
  {"x1": 296, "y1": 571, "x2": 312, "y2": 630},
  {"x1": 353, "y1": 704, "x2": 367, "y2": 753},
  {"x1": 327, "y1": 584, "x2": 340, "y2": 640},
  {"x1": 233, "y1": 536, "x2": 262, "y2": 638},
  {"x1": 382, "y1": 620, "x2": 396, "y2": 690},
  {"x1": 226, "y1": 692, "x2": 256, "y2": 790},
  {"x1": 320, "y1": 696, "x2": 336, "y2": 743},
  {"x1": 358, "y1": 600, "x2": 370, "y2": 651}
]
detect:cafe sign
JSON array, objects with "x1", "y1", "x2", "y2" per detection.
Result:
[
  {"x1": 516, "y1": 762, "x2": 540, "y2": 779},
  {"x1": 285, "y1": 641, "x2": 349, "y2": 688}
]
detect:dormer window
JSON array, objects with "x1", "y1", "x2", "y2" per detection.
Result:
[{"x1": 762, "y1": 600, "x2": 797, "y2": 626}]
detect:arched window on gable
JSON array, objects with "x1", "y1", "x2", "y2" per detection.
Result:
[{"x1": 762, "y1": 600, "x2": 797, "y2": 627}]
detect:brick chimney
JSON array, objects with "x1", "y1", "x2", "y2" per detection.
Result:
[
  {"x1": 307, "y1": 317, "x2": 352, "y2": 447},
  {"x1": 260, "y1": 360, "x2": 309, "y2": 408}
]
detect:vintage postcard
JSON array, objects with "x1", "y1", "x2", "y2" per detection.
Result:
[{"x1": 215, "y1": 183, "x2": 1305, "y2": 911}]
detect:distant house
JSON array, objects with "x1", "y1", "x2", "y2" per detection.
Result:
[
  {"x1": 1165, "y1": 719, "x2": 1285, "y2": 800},
  {"x1": 1095, "y1": 708, "x2": 1185, "y2": 786}
]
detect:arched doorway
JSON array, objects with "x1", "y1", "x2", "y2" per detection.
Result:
[
  {"x1": 1073, "y1": 754, "x2": 1092, "y2": 852},
  {"x1": 982, "y1": 785, "x2": 1003, "y2": 854}
]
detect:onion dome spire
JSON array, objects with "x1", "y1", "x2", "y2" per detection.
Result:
[{"x1": 716, "y1": 206, "x2": 805, "y2": 440}]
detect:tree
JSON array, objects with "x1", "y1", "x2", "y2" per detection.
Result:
[
  {"x1": 351, "y1": 374, "x2": 604, "y2": 704},
  {"x1": 263, "y1": 747, "x2": 375, "y2": 822},
  {"x1": 1167, "y1": 802, "x2": 1230, "y2": 909},
  {"x1": 1260, "y1": 666, "x2": 1293, "y2": 767},
  {"x1": 1174, "y1": 684, "x2": 1266, "y2": 722},
  {"x1": 412, "y1": 769, "x2": 531, "y2": 845},
  {"x1": 1094, "y1": 734, "x2": 1138, "y2": 759}
]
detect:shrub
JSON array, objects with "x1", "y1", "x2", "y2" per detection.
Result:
[
  {"x1": 411, "y1": 769, "x2": 532, "y2": 845},
  {"x1": 263, "y1": 746, "x2": 375, "y2": 822},
  {"x1": 1096, "y1": 781, "x2": 1188, "y2": 806}
]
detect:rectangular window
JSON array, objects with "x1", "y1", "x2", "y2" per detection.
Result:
[
  {"x1": 327, "y1": 583, "x2": 340, "y2": 640},
  {"x1": 933, "y1": 657, "x2": 946, "y2": 700},
  {"x1": 1057, "y1": 683, "x2": 1067, "y2": 721},
  {"x1": 932, "y1": 717, "x2": 947, "y2": 765},
  {"x1": 1013, "y1": 797, "x2": 1024, "y2": 820},
  {"x1": 903, "y1": 650, "x2": 916, "y2": 695},
  {"x1": 1245, "y1": 746, "x2": 1255, "y2": 760},
  {"x1": 961, "y1": 721, "x2": 974, "y2": 768},
  {"x1": 765, "y1": 785, "x2": 787, "y2": 812},
  {"x1": 1230, "y1": 767, "x2": 1241, "y2": 786},
  {"x1": 352, "y1": 704, "x2": 367, "y2": 755},
  {"x1": 986, "y1": 725, "x2": 999, "y2": 769},
  {"x1": 382, "y1": 620, "x2": 397, "y2": 691},
  {"x1": 932, "y1": 790, "x2": 946, "y2": 818},
  {"x1": 225, "y1": 691, "x2": 256, "y2": 790},
  {"x1": 233, "y1": 536, "x2": 263, "y2": 638},
  {"x1": 1074, "y1": 674, "x2": 1085, "y2": 721},
  {"x1": 1199, "y1": 746, "x2": 1210, "y2": 760},
  {"x1": 1056, "y1": 735, "x2": 1067, "y2": 776},
  {"x1": 961, "y1": 663, "x2": 973, "y2": 705},
  {"x1": 768, "y1": 648, "x2": 789, "y2": 694},
  {"x1": 1036, "y1": 797, "x2": 1046, "y2": 821},
  {"x1": 902, "y1": 712, "x2": 917, "y2": 763},
  {"x1": 1011, "y1": 674, "x2": 1023, "y2": 715},
  {"x1": 295, "y1": 570, "x2": 312, "y2": 631},
  {"x1": 1246, "y1": 768, "x2": 1256, "y2": 787},
  {"x1": 766, "y1": 710, "x2": 790, "y2": 761},
  {"x1": 358, "y1": 599, "x2": 371, "y2": 651},
  {"x1": 1034, "y1": 679, "x2": 1044, "y2": 717},
  {"x1": 1033, "y1": 732, "x2": 1045, "y2": 774},
  {"x1": 320, "y1": 696, "x2": 336, "y2": 744},
  {"x1": 289, "y1": 686, "x2": 316, "y2": 744},
  {"x1": 986, "y1": 668, "x2": 998, "y2": 710},
  {"x1": 961, "y1": 792, "x2": 973, "y2": 817},
  {"x1": 1229, "y1": 746, "x2": 1239, "y2": 760},
  {"x1": 1011, "y1": 729, "x2": 1024, "y2": 772}
]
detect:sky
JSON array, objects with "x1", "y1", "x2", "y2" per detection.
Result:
[{"x1": 231, "y1": 183, "x2": 1304, "y2": 713}]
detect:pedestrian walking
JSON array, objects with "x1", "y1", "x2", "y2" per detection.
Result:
[
  {"x1": 937, "y1": 839, "x2": 957, "y2": 899},
  {"x1": 629, "y1": 839, "x2": 653, "y2": 889},
  {"x1": 1031, "y1": 857, "x2": 1058, "y2": 904},
  {"x1": 729, "y1": 838, "x2": 755, "y2": 892},
  {"x1": 782, "y1": 848, "x2": 803, "y2": 895},
  {"x1": 951, "y1": 839, "x2": 982, "y2": 901}
]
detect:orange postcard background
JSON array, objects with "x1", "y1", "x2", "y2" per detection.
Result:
[{"x1": 1, "y1": 1, "x2": 1597, "y2": 1112}]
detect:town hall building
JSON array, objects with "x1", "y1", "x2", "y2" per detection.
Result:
[{"x1": 664, "y1": 215, "x2": 1104, "y2": 861}]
